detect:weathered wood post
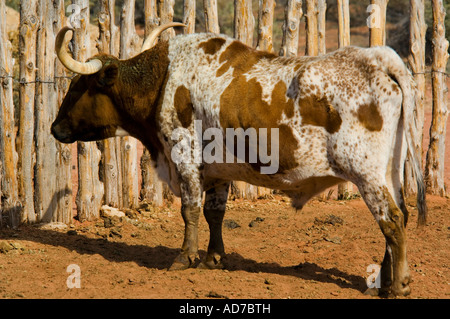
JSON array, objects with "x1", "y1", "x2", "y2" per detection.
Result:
[
  {"x1": 233, "y1": 0, "x2": 258, "y2": 200},
  {"x1": 405, "y1": 0, "x2": 427, "y2": 196},
  {"x1": 140, "y1": 0, "x2": 165, "y2": 207},
  {"x1": 183, "y1": 0, "x2": 196, "y2": 34},
  {"x1": 317, "y1": 0, "x2": 326, "y2": 55},
  {"x1": 72, "y1": 0, "x2": 104, "y2": 221},
  {"x1": 279, "y1": 0, "x2": 303, "y2": 57},
  {"x1": 35, "y1": 0, "x2": 66, "y2": 223},
  {"x1": 337, "y1": 0, "x2": 350, "y2": 48},
  {"x1": 425, "y1": 0, "x2": 449, "y2": 196},
  {"x1": 204, "y1": 0, "x2": 220, "y2": 33},
  {"x1": 255, "y1": 0, "x2": 276, "y2": 199},
  {"x1": 159, "y1": 0, "x2": 175, "y2": 41},
  {"x1": 145, "y1": 0, "x2": 160, "y2": 36},
  {"x1": 17, "y1": 0, "x2": 37, "y2": 223},
  {"x1": 0, "y1": 160, "x2": 2, "y2": 227},
  {"x1": 54, "y1": 0, "x2": 73, "y2": 224},
  {"x1": 369, "y1": 0, "x2": 389, "y2": 47},
  {"x1": 305, "y1": 0, "x2": 319, "y2": 56},
  {"x1": 119, "y1": 0, "x2": 141, "y2": 209},
  {"x1": 234, "y1": 0, "x2": 255, "y2": 46},
  {"x1": 97, "y1": 0, "x2": 122, "y2": 209},
  {"x1": 0, "y1": 0, "x2": 21, "y2": 228},
  {"x1": 336, "y1": 0, "x2": 354, "y2": 199},
  {"x1": 256, "y1": 0, "x2": 276, "y2": 52}
]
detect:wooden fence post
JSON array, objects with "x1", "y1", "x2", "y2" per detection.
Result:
[
  {"x1": 35, "y1": 0, "x2": 62, "y2": 223},
  {"x1": 425, "y1": 0, "x2": 449, "y2": 196},
  {"x1": 369, "y1": 0, "x2": 389, "y2": 47},
  {"x1": 0, "y1": 159, "x2": 2, "y2": 227},
  {"x1": 140, "y1": 0, "x2": 165, "y2": 207},
  {"x1": 17, "y1": 0, "x2": 37, "y2": 223},
  {"x1": 256, "y1": 0, "x2": 276, "y2": 52},
  {"x1": 72, "y1": 0, "x2": 104, "y2": 221},
  {"x1": 305, "y1": 0, "x2": 319, "y2": 56},
  {"x1": 145, "y1": 0, "x2": 160, "y2": 36},
  {"x1": 405, "y1": 0, "x2": 426, "y2": 196},
  {"x1": 183, "y1": 0, "x2": 196, "y2": 34},
  {"x1": 204, "y1": 0, "x2": 220, "y2": 33},
  {"x1": 233, "y1": 0, "x2": 258, "y2": 200},
  {"x1": 337, "y1": 0, "x2": 350, "y2": 48},
  {"x1": 97, "y1": 0, "x2": 122, "y2": 209},
  {"x1": 279, "y1": 0, "x2": 302, "y2": 57},
  {"x1": 0, "y1": 0, "x2": 21, "y2": 228},
  {"x1": 254, "y1": 0, "x2": 276, "y2": 199},
  {"x1": 54, "y1": 0, "x2": 73, "y2": 224},
  {"x1": 159, "y1": 0, "x2": 175, "y2": 41},
  {"x1": 234, "y1": 0, "x2": 255, "y2": 47},
  {"x1": 119, "y1": 0, "x2": 141, "y2": 209},
  {"x1": 336, "y1": 0, "x2": 354, "y2": 199},
  {"x1": 317, "y1": 0, "x2": 326, "y2": 55}
]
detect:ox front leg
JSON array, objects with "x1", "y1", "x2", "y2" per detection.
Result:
[
  {"x1": 169, "y1": 174, "x2": 203, "y2": 271},
  {"x1": 360, "y1": 183, "x2": 411, "y2": 297},
  {"x1": 199, "y1": 182, "x2": 231, "y2": 269}
]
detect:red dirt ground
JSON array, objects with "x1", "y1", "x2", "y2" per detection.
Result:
[{"x1": 0, "y1": 194, "x2": 448, "y2": 299}]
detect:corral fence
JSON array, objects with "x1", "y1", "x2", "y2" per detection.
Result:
[{"x1": 0, "y1": 0, "x2": 448, "y2": 228}]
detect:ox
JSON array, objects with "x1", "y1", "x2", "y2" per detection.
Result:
[{"x1": 51, "y1": 24, "x2": 427, "y2": 297}]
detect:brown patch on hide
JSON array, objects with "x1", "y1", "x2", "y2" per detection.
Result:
[
  {"x1": 199, "y1": 38, "x2": 226, "y2": 56},
  {"x1": 216, "y1": 40, "x2": 276, "y2": 78},
  {"x1": 357, "y1": 101, "x2": 383, "y2": 132},
  {"x1": 219, "y1": 68, "x2": 298, "y2": 172},
  {"x1": 298, "y1": 95, "x2": 342, "y2": 134},
  {"x1": 174, "y1": 85, "x2": 193, "y2": 128}
]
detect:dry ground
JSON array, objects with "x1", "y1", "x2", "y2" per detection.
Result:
[{"x1": 0, "y1": 193, "x2": 449, "y2": 299}]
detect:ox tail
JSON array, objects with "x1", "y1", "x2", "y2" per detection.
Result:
[{"x1": 375, "y1": 47, "x2": 427, "y2": 226}]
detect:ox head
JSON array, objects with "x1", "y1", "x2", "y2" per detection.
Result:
[{"x1": 51, "y1": 23, "x2": 185, "y2": 143}]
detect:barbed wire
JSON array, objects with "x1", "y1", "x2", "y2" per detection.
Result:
[
  {"x1": 1, "y1": 72, "x2": 448, "y2": 84},
  {"x1": 2, "y1": 72, "x2": 448, "y2": 82},
  {"x1": 0, "y1": 74, "x2": 76, "y2": 85},
  {"x1": 413, "y1": 70, "x2": 450, "y2": 77}
]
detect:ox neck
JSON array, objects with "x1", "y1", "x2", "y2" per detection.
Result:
[
  {"x1": 113, "y1": 41, "x2": 170, "y2": 122},
  {"x1": 112, "y1": 41, "x2": 170, "y2": 154}
]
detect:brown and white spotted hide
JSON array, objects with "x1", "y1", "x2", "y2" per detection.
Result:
[
  {"x1": 154, "y1": 34, "x2": 426, "y2": 297},
  {"x1": 159, "y1": 34, "x2": 406, "y2": 210},
  {"x1": 53, "y1": 31, "x2": 426, "y2": 297}
]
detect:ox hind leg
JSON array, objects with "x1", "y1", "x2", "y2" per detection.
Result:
[
  {"x1": 358, "y1": 181, "x2": 411, "y2": 297},
  {"x1": 199, "y1": 181, "x2": 231, "y2": 269}
]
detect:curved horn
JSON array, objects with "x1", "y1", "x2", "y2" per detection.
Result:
[
  {"x1": 55, "y1": 27, "x2": 103, "y2": 75},
  {"x1": 141, "y1": 22, "x2": 186, "y2": 52}
]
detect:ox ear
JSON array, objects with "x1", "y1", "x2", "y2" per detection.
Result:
[{"x1": 97, "y1": 62, "x2": 118, "y2": 88}]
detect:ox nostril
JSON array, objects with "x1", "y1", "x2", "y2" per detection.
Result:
[{"x1": 51, "y1": 123, "x2": 58, "y2": 137}]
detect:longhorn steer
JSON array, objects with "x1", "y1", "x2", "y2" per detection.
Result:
[{"x1": 51, "y1": 25, "x2": 427, "y2": 297}]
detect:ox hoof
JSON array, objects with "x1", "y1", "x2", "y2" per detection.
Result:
[
  {"x1": 364, "y1": 287, "x2": 379, "y2": 296},
  {"x1": 198, "y1": 253, "x2": 225, "y2": 270},
  {"x1": 391, "y1": 280, "x2": 411, "y2": 297},
  {"x1": 168, "y1": 253, "x2": 199, "y2": 271},
  {"x1": 364, "y1": 282, "x2": 411, "y2": 298}
]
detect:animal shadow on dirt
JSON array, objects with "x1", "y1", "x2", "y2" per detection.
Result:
[
  {"x1": 0, "y1": 225, "x2": 366, "y2": 294},
  {"x1": 0, "y1": 189, "x2": 366, "y2": 294}
]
